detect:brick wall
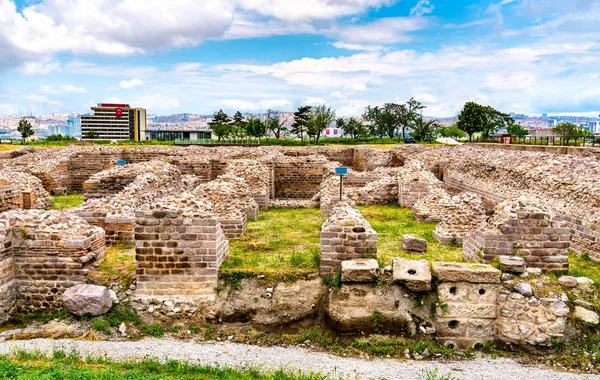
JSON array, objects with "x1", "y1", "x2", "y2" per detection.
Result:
[
  {"x1": 135, "y1": 207, "x2": 229, "y2": 297},
  {"x1": 274, "y1": 158, "x2": 327, "y2": 199},
  {"x1": 320, "y1": 204, "x2": 378, "y2": 275},
  {"x1": 0, "y1": 239, "x2": 15, "y2": 324}
]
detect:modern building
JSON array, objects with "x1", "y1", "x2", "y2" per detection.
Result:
[
  {"x1": 81, "y1": 103, "x2": 146, "y2": 140},
  {"x1": 143, "y1": 129, "x2": 212, "y2": 141}
]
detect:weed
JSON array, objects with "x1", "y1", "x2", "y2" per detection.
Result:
[
  {"x1": 222, "y1": 271, "x2": 252, "y2": 290},
  {"x1": 91, "y1": 318, "x2": 111, "y2": 335},
  {"x1": 371, "y1": 309, "x2": 384, "y2": 329},
  {"x1": 51, "y1": 192, "x2": 84, "y2": 210},
  {"x1": 417, "y1": 368, "x2": 459, "y2": 380},
  {"x1": 322, "y1": 269, "x2": 342, "y2": 288},
  {"x1": 105, "y1": 304, "x2": 142, "y2": 326},
  {"x1": 139, "y1": 323, "x2": 165, "y2": 338}
]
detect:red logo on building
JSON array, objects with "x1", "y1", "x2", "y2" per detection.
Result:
[{"x1": 115, "y1": 108, "x2": 123, "y2": 118}]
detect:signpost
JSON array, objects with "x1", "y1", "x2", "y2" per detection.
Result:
[
  {"x1": 116, "y1": 159, "x2": 127, "y2": 166},
  {"x1": 335, "y1": 167, "x2": 348, "y2": 201}
]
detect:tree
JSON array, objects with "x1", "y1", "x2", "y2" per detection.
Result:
[
  {"x1": 231, "y1": 111, "x2": 247, "y2": 138},
  {"x1": 309, "y1": 104, "x2": 335, "y2": 143},
  {"x1": 266, "y1": 109, "x2": 290, "y2": 139},
  {"x1": 481, "y1": 105, "x2": 513, "y2": 138},
  {"x1": 411, "y1": 117, "x2": 439, "y2": 142},
  {"x1": 18, "y1": 119, "x2": 34, "y2": 143},
  {"x1": 291, "y1": 106, "x2": 311, "y2": 141},
  {"x1": 552, "y1": 122, "x2": 577, "y2": 146},
  {"x1": 208, "y1": 109, "x2": 232, "y2": 141},
  {"x1": 404, "y1": 97, "x2": 425, "y2": 139},
  {"x1": 506, "y1": 123, "x2": 529, "y2": 138},
  {"x1": 438, "y1": 124, "x2": 466, "y2": 140},
  {"x1": 337, "y1": 118, "x2": 367, "y2": 140},
  {"x1": 245, "y1": 118, "x2": 267, "y2": 142},
  {"x1": 362, "y1": 103, "x2": 402, "y2": 140},
  {"x1": 457, "y1": 102, "x2": 486, "y2": 142}
]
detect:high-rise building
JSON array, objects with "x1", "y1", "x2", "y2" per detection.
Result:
[{"x1": 81, "y1": 103, "x2": 146, "y2": 140}]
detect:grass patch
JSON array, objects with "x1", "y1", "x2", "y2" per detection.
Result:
[
  {"x1": 565, "y1": 252, "x2": 600, "y2": 285},
  {"x1": 0, "y1": 349, "x2": 328, "y2": 379},
  {"x1": 50, "y1": 192, "x2": 84, "y2": 210},
  {"x1": 222, "y1": 208, "x2": 323, "y2": 277},
  {"x1": 358, "y1": 204, "x2": 463, "y2": 266},
  {"x1": 88, "y1": 244, "x2": 136, "y2": 287}
]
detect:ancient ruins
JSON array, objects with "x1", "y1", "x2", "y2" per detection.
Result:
[{"x1": 0, "y1": 143, "x2": 599, "y2": 351}]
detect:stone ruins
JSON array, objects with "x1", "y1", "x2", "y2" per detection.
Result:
[{"x1": 0, "y1": 143, "x2": 598, "y2": 350}]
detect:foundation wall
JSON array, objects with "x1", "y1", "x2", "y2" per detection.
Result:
[
  {"x1": 274, "y1": 162, "x2": 325, "y2": 199},
  {"x1": 135, "y1": 210, "x2": 229, "y2": 297},
  {"x1": 0, "y1": 242, "x2": 15, "y2": 324}
]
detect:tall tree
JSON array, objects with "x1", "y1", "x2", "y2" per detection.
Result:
[
  {"x1": 245, "y1": 118, "x2": 267, "y2": 142},
  {"x1": 208, "y1": 109, "x2": 232, "y2": 141},
  {"x1": 231, "y1": 111, "x2": 247, "y2": 138},
  {"x1": 506, "y1": 123, "x2": 529, "y2": 138},
  {"x1": 404, "y1": 97, "x2": 426, "y2": 139},
  {"x1": 481, "y1": 106, "x2": 514, "y2": 138},
  {"x1": 309, "y1": 104, "x2": 335, "y2": 143},
  {"x1": 552, "y1": 122, "x2": 577, "y2": 145},
  {"x1": 337, "y1": 118, "x2": 367, "y2": 140},
  {"x1": 362, "y1": 104, "x2": 402, "y2": 140},
  {"x1": 411, "y1": 117, "x2": 439, "y2": 142},
  {"x1": 266, "y1": 109, "x2": 290, "y2": 139},
  {"x1": 438, "y1": 124, "x2": 466, "y2": 140},
  {"x1": 17, "y1": 119, "x2": 34, "y2": 143},
  {"x1": 292, "y1": 106, "x2": 311, "y2": 141},
  {"x1": 457, "y1": 102, "x2": 487, "y2": 142}
]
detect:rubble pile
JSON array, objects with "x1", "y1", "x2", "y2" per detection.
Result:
[
  {"x1": 433, "y1": 192, "x2": 487, "y2": 244},
  {"x1": 411, "y1": 188, "x2": 454, "y2": 223},
  {"x1": 225, "y1": 159, "x2": 271, "y2": 210},
  {"x1": 398, "y1": 160, "x2": 442, "y2": 207},
  {"x1": 0, "y1": 170, "x2": 52, "y2": 209}
]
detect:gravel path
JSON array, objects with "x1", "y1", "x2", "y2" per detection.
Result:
[{"x1": 0, "y1": 338, "x2": 596, "y2": 380}]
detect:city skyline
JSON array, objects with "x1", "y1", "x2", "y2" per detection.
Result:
[{"x1": 0, "y1": 0, "x2": 599, "y2": 117}]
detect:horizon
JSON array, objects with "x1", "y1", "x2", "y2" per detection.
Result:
[{"x1": 1, "y1": 0, "x2": 599, "y2": 117}]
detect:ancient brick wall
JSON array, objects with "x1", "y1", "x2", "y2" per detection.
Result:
[
  {"x1": 225, "y1": 159, "x2": 271, "y2": 211},
  {"x1": 320, "y1": 203, "x2": 378, "y2": 276},
  {"x1": 463, "y1": 198, "x2": 570, "y2": 272},
  {"x1": 432, "y1": 192, "x2": 487, "y2": 245},
  {"x1": 398, "y1": 161, "x2": 442, "y2": 208},
  {"x1": 0, "y1": 210, "x2": 106, "y2": 317},
  {"x1": 0, "y1": 185, "x2": 22, "y2": 212},
  {"x1": 274, "y1": 156, "x2": 328, "y2": 199},
  {"x1": 135, "y1": 195, "x2": 228, "y2": 297},
  {"x1": 411, "y1": 188, "x2": 454, "y2": 223}
]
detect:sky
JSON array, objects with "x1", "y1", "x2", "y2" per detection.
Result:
[{"x1": 0, "y1": 0, "x2": 599, "y2": 117}]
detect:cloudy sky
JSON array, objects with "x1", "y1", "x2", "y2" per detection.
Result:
[{"x1": 0, "y1": 0, "x2": 599, "y2": 116}]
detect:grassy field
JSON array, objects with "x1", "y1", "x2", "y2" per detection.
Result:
[
  {"x1": 0, "y1": 350, "x2": 329, "y2": 380},
  {"x1": 222, "y1": 208, "x2": 323, "y2": 277},
  {"x1": 358, "y1": 204, "x2": 463, "y2": 266},
  {"x1": 50, "y1": 192, "x2": 84, "y2": 210}
]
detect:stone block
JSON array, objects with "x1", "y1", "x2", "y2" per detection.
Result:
[
  {"x1": 401, "y1": 234, "x2": 427, "y2": 252},
  {"x1": 498, "y1": 255, "x2": 525, "y2": 273},
  {"x1": 392, "y1": 258, "x2": 431, "y2": 291},
  {"x1": 341, "y1": 259, "x2": 379, "y2": 283},
  {"x1": 432, "y1": 262, "x2": 501, "y2": 284}
]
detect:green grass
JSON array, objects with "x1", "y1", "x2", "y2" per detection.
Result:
[
  {"x1": 88, "y1": 245, "x2": 136, "y2": 287},
  {"x1": 222, "y1": 208, "x2": 323, "y2": 276},
  {"x1": 0, "y1": 349, "x2": 329, "y2": 379},
  {"x1": 50, "y1": 192, "x2": 84, "y2": 210},
  {"x1": 358, "y1": 204, "x2": 463, "y2": 267}
]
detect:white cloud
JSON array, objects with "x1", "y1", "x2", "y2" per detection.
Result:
[
  {"x1": 330, "y1": 17, "x2": 428, "y2": 45},
  {"x1": 133, "y1": 95, "x2": 180, "y2": 110},
  {"x1": 332, "y1": 41, "x2": 384, "y2": 52},
  {"x1": 222, "y1": 99, "x2": 257, "y2": 111},
  {"x1": 20, "y1": 58, "x2": 61, "y2": 74},
  {"x1": 40, "y1": 85, "x2": 60, "y2": 94},
  {"x1": 236, "y1": 0, "x2": 396, "y2": 21},
  {"x1": 61, "y1": 84, "x2": 87, "y2": 94},
  {"x1": 482, "y1": 72, "x2": 535, "y2": 92},
  {"x1": 119, "y1": 78, "x2": 144, "y2": 89},
  {"x1": 410, "y1": 0, "x2": 435, "y2": 16},
  {"x1": 414, "y1": 93, "x2": 436, "y2": 104},
  {"x1": 302, "y1": 97, "x2": 326, "y2": 106},
  {"x1": 25, "y1": 94, "x2": 63, "y2": 107}
]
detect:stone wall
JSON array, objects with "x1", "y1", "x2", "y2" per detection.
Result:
[
  {"x1": 463, "y1": 197, "x2": 570, "y2": 272},
  {"x1": 496, "y1": 290, "x2": 569, "y2": 346},
  {"x1": 433, "y1": 192, "x2": 487, "y2": 245},
  {"x1": 320, "y1": 203, "x2": 377, "y2": 276},
  {"x1": 433, "y1": 262, "x2": 501, "y2": 349},
  {"x1": 0, "y1": 171, "x2": 52, "y2": 210},
  {"x1": 465, "y1": 142, "x2": 600, "y2": 160},
  {"x1": 274, "y1": 155, "x2": 328, "y2": 199},
  {"x1": 225, "y1": 159, "x2": 271, "y2": 211},
  {"x1": 398, "y1": 161, "x2": 442, "y2": 207},
  {"x1": 135, "y1": 193, "x2": 229, "y2": 297},
  {"x1": 411, "y1": 188, "x2": 454, "y2": 223},
  {"x1": 0, "y1": 210, "x2": 106, "y2": 320}
]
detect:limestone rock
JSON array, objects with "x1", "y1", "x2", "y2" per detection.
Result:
[
  {"x1": 432, "y1": 262, "x2": 501, "y2": 284},
  {"x1": 402, "y1": 234, "x2": 427, "y2": 252},
  {"x1": 576, "y1": 277, "x2": 595, "y2": 291},
  {"x1": 41, "y1": 320, "x2": 73, "y2": 339},
  {"x1": 574, "y1": 299, "x2": 594, "y2": 310},
  {"x1": 513, "y1": 283, "x2": 533, "y2": 297},
  {"x1": 557, "y1": 276, "x2": 578, "y2": 288},
  {"x1": 341, "y1": 259, "x2": 379, "y2": 283},
  {"x1": 574, "y1": 306, "x2": 599, "y2": 325},
  {"x1": 393, "y1": 258, "x2": 431, "y2": 291},
  {"x1": 498, "y1": 256, "x2": 525, "y2": 274},
  {"x1": 62, "y1": 284, "x2": 113, "y2": 316}
]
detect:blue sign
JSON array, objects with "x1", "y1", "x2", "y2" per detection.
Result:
[
  {"x1": 116, "y1": 159, "x2": 127, "y2": 166},
  {"x1": 335, "y1": 167, "x2": 348, "y2": 175}
]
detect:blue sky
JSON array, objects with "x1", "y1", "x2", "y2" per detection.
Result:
[{"x1": 0, "y1": 0, "x2": 599, "y2": 116}]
